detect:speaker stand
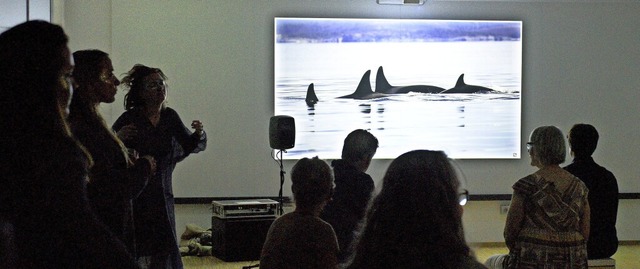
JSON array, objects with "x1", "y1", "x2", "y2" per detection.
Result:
[{"x1": 276, "y1": 149, "x2": 285, "y2": 215}]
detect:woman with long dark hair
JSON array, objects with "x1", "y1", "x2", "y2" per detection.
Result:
[
  {"x1": 68, "y1": 49, "x2": 156, "y2": 257},
  {"x1": 343, "y1": 150, "x2": 486, "y2": 269},
  {"x1": 0, "y1": 21, "x2": 138, "y2": 268}
]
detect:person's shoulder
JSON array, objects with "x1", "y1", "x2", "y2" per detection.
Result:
[
  {"x1": 162, "y1": 107, "x2": 179, "y2": 116},
  {"x1": 514, "y1": 173, "x2": 537, "y2": 186},
  {"x1": 512, "y1": 174, "x2": 538, "y2": 194},
  {"x1": 595, "y1": 162, "x2": 618, "y2": 180}
]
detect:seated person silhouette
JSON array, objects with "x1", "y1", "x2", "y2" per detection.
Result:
[
  {"x1": 260, "y1": 157, "x2": 339, "y2": 269},
  {"x1": 343, "y1": 150, "x2": 487, "y2": 269},
  {"x1": 486, "y1": 126, "x2": 590, "y2": 269},
  {"x1": 564, "y1": 123, "x2": 619, "y2": 259},
  {"x1": 320, "y1": 129, "x2": 378, "y2": 263}
]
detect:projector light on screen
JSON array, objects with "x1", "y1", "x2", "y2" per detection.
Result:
[{"x1": 274, "y1": 17, "x2": 522, "y2": 160}]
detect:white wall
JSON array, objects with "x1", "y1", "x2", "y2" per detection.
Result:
[{"x1": 58, "y1": 0, "x2": 640, "y2": 242}]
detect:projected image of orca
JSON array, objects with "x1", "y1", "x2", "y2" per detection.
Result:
[
  {"x1": 375, "y1": 66, "x2": 445, "y2": 94},
  {"x1": 441, "y1": 74, "x2": 496, "y2": 94},
  {"x1": 338, "y1": 70, "x2": 387, "y2": 100},
  {"x1": 305, "y1": 83, "x2": 318, "y2": 107}
]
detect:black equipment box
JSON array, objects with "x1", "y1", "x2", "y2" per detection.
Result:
[{"x1": 211, "y1": 216, "x2": 275, "y2": 262}]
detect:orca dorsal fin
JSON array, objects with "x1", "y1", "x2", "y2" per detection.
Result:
[
  {"x1": 455, "y1": 74, "x2": 466, "y2": 87},
  {"x1": 353, "y1": 70, "x2": 373, "y2": 95},
  {"x1": 375, "y1": 66, "x2": 393, "y2": 93},
  {"x1": 305, "y1": 83, "x2": 318, "y2": 106}
]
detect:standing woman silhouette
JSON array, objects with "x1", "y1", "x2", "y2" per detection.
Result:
[
  {"x1": 68, "y1": 49, "x2": 157, "y2": 258},
  {"x1": 113, "y1": 64, "x2": 207, "y2": 269},
  {"x1": 0, "y1": 21, "x2": 138, "y2": 268}
]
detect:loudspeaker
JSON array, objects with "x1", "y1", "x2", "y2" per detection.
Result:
[
  {"x1": 211, "y1": 216, "x2": 275, "y2": 262},
  {"x1": 269, "y1": 116, "x2": 295, "y2": 150}
]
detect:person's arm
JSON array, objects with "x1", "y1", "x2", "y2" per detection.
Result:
[
  {"x1": 125, "y1": 156, "x2": 154, "y2": 199},
  {"x1": 580, "y1": 194, "x2": 591, "y2": 241},
  {"x1": 605, "y1": 171, "x2": 619, "y2": 227},
  {"x1": 318, "y1": 224, "x2": 340, "y2": 269},
  {"x1": 504, "y1": 192, "x2": 525, "y2": 251},
  {"x1": 111, "y1": 112, "x2": 129, "y2": 133},
  {"x1": 167, "y1": 108, "x2": 207, "y2": 161}
]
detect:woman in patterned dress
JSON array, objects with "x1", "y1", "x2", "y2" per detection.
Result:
[{"x1": 504, "y1": 126, "x2": 590, "y2": 269}]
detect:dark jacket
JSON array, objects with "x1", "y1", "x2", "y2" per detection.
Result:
[
  {"x1": 320, "y1": 159, "x2": 374, "y2": 262},
  {"x1": 70, "y1": 113, "x2": 151, "y2": 256},
  {"x1": 564, "y1": 156, "x2": 619, "y2": 259},
  {"x1": 113, "y1": 107, "x2": 206, "y2": 268}
]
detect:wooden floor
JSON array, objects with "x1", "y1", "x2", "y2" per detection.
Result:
[{"x1": 183, "y1": 242, "x2": 639, "y2": 269}]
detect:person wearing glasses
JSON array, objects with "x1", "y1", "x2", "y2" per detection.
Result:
[
  {"x1": 320, "y1": 129, "x2": 378, "y2": 263},
  {"x1": 113, "y1": 64, "x2": 207, "y2": 269},
  {"x1": 342, "y1": 150, "x2": 486, "y2": 269},
  {"x1": 488, "y1": 126, "x2": 590, "y2": 269},
  {"x1": 564, "y1": 123, "x2": 618, "y2": 259}
]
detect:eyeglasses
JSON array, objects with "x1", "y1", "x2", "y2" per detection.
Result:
[
  {"x1": 144, "y1": 80, "x2": 166, "y2": 90},
  {"x1": 526, "y1": 142, "x2": 534, "y2": 152},
  {"x1": 458, "y1": 189, "x2": 469, "y2": 206}
]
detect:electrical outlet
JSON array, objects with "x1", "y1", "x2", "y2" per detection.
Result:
[{"x1": 500, "y1": 205, "x2": 510, "y2": 215}]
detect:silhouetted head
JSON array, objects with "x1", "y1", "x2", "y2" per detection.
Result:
[
  {"x1": 345, "y1": 150, "x2": 470, "y2": 269},
  {"x1": 527, "y1": 126, "x2": 566, "y2": 167},
  {"x1": 121, "y1": 64, "x2": 168, "y2": 110},
  {"x1": 341, "y1": 129, "x2": 378, "y2": 171},
  {"x1": 0, "y1": 20, "x2": 71, "y2": 137},
  {"x1": 71, "y1": 50, "x2": 120, "y2": 108},
  {"x1": 568, "y1": 123, "x2": 599, "y2": 158},
  {"x1": 290, "y1": 157, "x2": 334, "y2": 210}
]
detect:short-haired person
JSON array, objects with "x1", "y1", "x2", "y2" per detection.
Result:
[
  {"x1": 0, "y1": 21, "x2": 138, "y2": 268},
  {"x1": 490, "y1": 126, "x2": 590, "y2": 269},
  {"x1": 260, "y1": 157, "x2": 339, "y2": 269},
  {"x1": 320, "y1": 129, "x2": 378, "y2": 262},
  {"x1": 564, "y1": 123, "x2": 619, "y2": 259},
  {"x1": 343, "y1": 150, "x2": 486, "y2": 269}
]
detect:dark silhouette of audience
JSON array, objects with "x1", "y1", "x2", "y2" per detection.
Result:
[
  {"x1": 261, "y1": 157, "x2": 339, "y2": 269},
  {"x1": 68, "y1": 49, "x2": 156, "y2": 257},
  {"x1": 343, "y1": 150, "x2": 487, "y2": 269},
  {"x1": 564, "y1": 123, "x2": 619, "y2": 259},
  {"x1": 320, "y1": 129, "x2": 378, "y2": 262},
  {"x1": 0, "y1": 20, "x2": 138, "y2": 268},
  {"x1": 113, "y1": 64, "x2": 207, "y2": 269}
]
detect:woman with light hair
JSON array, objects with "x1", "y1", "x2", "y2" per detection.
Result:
[{"x1": 487, "y1": 126, "x2": 590, "y2": 269}]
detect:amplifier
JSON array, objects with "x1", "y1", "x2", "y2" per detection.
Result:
[
  {"x1": 212, "y1": 199, "x2": 278, "y2": 219},
  {"x1": 211, "y1": 216, "x2": 275, "y2": 262}
]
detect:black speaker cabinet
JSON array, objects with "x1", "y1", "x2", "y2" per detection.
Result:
[
  {"x1": 269, "y1": 115, "x2": 295, "y2": 150},
  {"x1": 211, "y1": 216, "x2": 275, "y2": 262}
]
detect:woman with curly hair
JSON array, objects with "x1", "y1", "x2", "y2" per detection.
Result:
[{"x1": 113, "y1": 64, "x2": 207, "y2": 269}]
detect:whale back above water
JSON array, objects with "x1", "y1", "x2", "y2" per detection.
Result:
[
  {"x1": 339, "y1": 70, "x2": 386, "y2": 99},
  {"x1": 441, "y1": 74, "x2": 495, "y2": 94},
  {"x1": 375, "y1": 66, "x2": 445, "y2": 94}
]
